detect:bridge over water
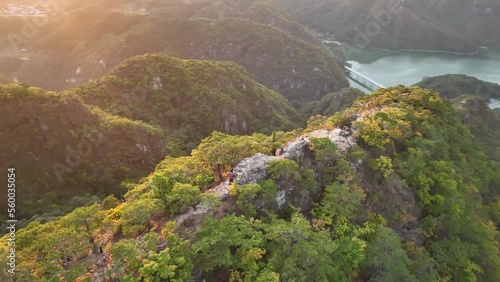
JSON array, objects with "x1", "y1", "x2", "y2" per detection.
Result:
[{"x1": 344, "y1": 66, "x2": 385, "y2": 92}]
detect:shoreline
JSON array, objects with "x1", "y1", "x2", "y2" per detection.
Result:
[{"x1": 342, "y1": 43, "x2": 480, "y2": 56}]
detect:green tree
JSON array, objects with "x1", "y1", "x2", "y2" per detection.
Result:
[
  {"x1": 139, "y1": 246, "x2": 193, "y2": 282},
  {"x1": 108, "y1": 198, "x2": 164, "y2": 237},
  {"x1": 192, "y1": 132, "x2": 273, "y2": 181},
  {"x1": 312, "y1": 182, "x2": 365, "y2": 226},
  {"x1": 368, "y1": 156, "x2": 394, "y2": 178},
  {"x1": 236, "y1": 183, "x2": 263, "y2": 217},
  {"x1": 264, "y1": 213, "x2": 343, "y2": 281},
  {"x1": 194, "y1": 215, "x2": 266, "y2": 279},
  {"x1": 362, "y1": 226, "x2": 416, "y2": 282},
  {"x1": 111, "y1": 239, "x2": 142, "y2": 273},
  {"x1": 165, "y1": 183, "x2": 201, "y2": 215}
]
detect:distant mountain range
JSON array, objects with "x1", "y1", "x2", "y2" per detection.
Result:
[
  {"x1": 273, "y1": 0, "x2": 500, "y2": 53},
  {"x1": 0, "y1": 0, "x2": 348, "y2": 106}
]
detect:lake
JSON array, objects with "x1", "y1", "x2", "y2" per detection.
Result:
[{"x1": 344, "y1": 45, "x2": 500, "y2": 108}]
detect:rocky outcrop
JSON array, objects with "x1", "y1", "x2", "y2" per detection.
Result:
[
  {"x1": 211, "y1": 126, "x2": 357, "y2": 213},
  {"x1": 233, "y1": 153, "x2": 279, "y2": 185},
  {"x1": 305, "y1": 128, "x2": 356, "y2": 151},
  {"x1": 235, "y1": 126, "x2": 356, "y2": 182}
]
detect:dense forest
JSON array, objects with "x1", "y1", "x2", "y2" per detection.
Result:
[
  {"x1": 0, "y1": 53, "x2": 303, "y2": 225},
  {"x1": 1, "y1": 86, "x2": 499, "y2": 281},
  {"x1": 1, "y1": 0, "x2": 499, "y2": 281}
]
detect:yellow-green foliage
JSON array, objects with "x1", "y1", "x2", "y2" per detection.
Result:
[
  {"x1": 310, "y1": 137, "x2": 338, "y2": 161},
  {"x1": 2, "y1": 86, "x2": 499, "y2": 282},
  {"x1": 312, "y1": 182, "x2": 365, "y2": 226},
  {"x1": 267, "y1": 159, "x2": 318, "y2": 194},
  {"x1": 356, "y1": 108, "x2": 413, "y2": 149},
  {"x1": 71, "y1": 54, "x2": 302, "y2": 154},
  {"x1": 165, "y1": 183, "x2": 201, "y2": 215},
  {"x1": 237, "y1": 184, "x2": 264, "y2": 217},
  {"x1": 368, "y1": 156, "x2": 394, "y2": 178},
  {"x1": 318, "y1": 86, "x2": 500, "y2": 281},
  {"x1": 193, "y1": 132, "x2": 275, "y2": 179},
  {"x1": 106, "y1": 198, "x2": 164, "y2": 237},
  {"x1": 110, "y1": 227, "x2": 193, "y2": 281},
  {"x1": 132, "y1": 131, "x2": 287, "y2": 215},
  {"x1": 0, "y1": 205, "x2": 105, "y2": 281},
  {"x1": 101, "y1": 195, "x2": 121, "y2": 210}
]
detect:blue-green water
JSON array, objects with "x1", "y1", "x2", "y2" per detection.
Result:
[{"x1": 344, "y1": 45, "x2": 500, "y2": 108}]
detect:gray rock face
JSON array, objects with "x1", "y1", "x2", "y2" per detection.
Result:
[
  {"x1": 234, "y1": 126, "x2": 357, "y2": 178},
  {"x1": 304, "y1": 128, "x2": 356, "y2": 152},
  {"x1": 275, "y1": 190, "x2": 286, "y2": 209},
  {"x1": 233, "y1": 153, "x2": 279, "y2": 185},
  {"x1": 280, "y1": 138, "x2": 309, "y2": 160},
  {"x1": 207, "y1": 180, "x2": 230, "y2": 200},
  {"x1": 175, "y1": 204, "x2": 211, "y2": 226},
  {"x1": 228, "y1": 126, "x2": 358, "y2": 212}
]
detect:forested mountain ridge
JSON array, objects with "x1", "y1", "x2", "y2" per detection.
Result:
[
  {"x1": 0, "y1": 54, "x2": 302, "y2": 229},
  {"x1": 273, "y1": 0, "x2": 500, "y2": 53},
  {"x1": 1, "y1": 1, "x2": 499, "y2": 281},
  {"x1": 416, "y1": 74, "x2": 500, "y2": 161},
  {"x1": 2, "y1": 86, "x2": 498, "y2": 281},
  {"x1": 417, "y1": 74, "x2": 500, "y2": 101},
  {"x1": 70, "y1": 53, "x2": 303, "y2": 154},
  {"x1": 189, "y1": 0, "x2": 322, "y2": 46},
  {"x1": 303, "y1": 87, "x2": 365, "y2": 117},
  {"x1": 0, "y1": 83, "x2": 166, "y2": 228},
  {"x1": 0, "y1": 0, "x2": 348, "y2": 105}
]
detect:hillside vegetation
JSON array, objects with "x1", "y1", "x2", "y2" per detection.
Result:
[
  {"x1": 0, "y1": 83, "x2": 166, "y2": 228},
  {"x1": 303, "y1": 87, "x2": 365, "y2": 117},
  {"x1": 416, "y1": 74, "x2": 500, "y2": 161},
  {"x1": 0, "y1": 1, "x2": 348, "y2": 105},
  {"x1": 2, "y1": 86, "x2": 498, "y2": 281},
  {"x1": 191, "y1": 0, "x2": 322, "y2": 46},
  {"x1": 70, "y1": 53, "x2": 303, "y2": 154},
  {"x1": 0, "y1": 54, "x2": 302, "y2": 228},
  {"x1": 417, "y1": 74, "x2": 500, "y2": 101},
  {"x1": 273, "y1": 0, "x2": 500, "y2": 53}
]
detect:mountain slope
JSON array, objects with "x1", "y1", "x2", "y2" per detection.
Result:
[
  {"x1": 0, "y1": 83, "x2": 166, "y2": 224},
  {"x1": 416, "y1": 74, "x2": 500, "y2": 160},
  {"x1": 416, "y1": 74, "x2": 500, "y2": 101},
  {"x1": 191, "y1": 0, "x2": 322, "y2": 46},
  {"x1": 273, "y1": 0, "x2": 500, "y2": 53},
  {"x1": 70, "y1": 53, "x2": 303, "y2": 153},
  {"x1": 3, "y1": 86, "x2": 498, "y2": 281},
  {"x1": 303, "y1": 87, "x2": 365, "y2": 116},
  {"x1": 2, "y1": 8, "x2": 348, "y2": 104},
  {"x1": 0, "y1": 53, "x2": 304, "y2": 226}
]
